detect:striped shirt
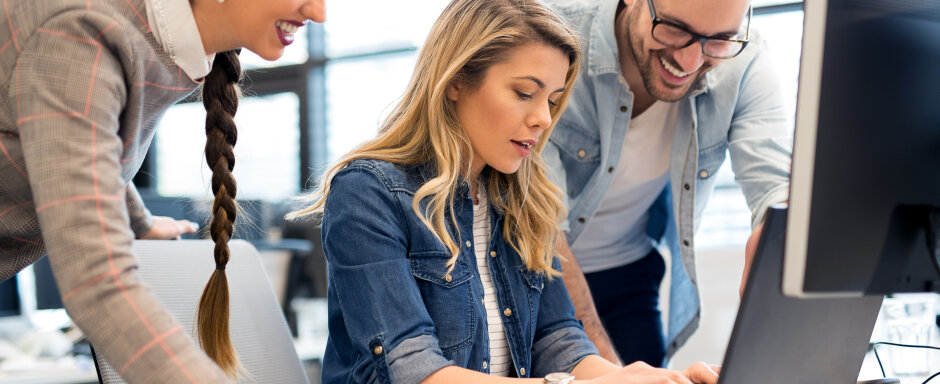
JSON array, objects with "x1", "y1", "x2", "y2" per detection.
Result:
[{"x1": 472, "y1": 189, "x2": 512, "y2": 376}]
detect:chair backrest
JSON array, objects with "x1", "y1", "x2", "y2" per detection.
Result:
[{"x1": 94, "y1": 240, "x2": 309, "y2": 383}]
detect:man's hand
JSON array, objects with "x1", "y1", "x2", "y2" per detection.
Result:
[
  {"x1": 140, "y1": 216, "x2": 199, "y2": 240},
  {"x1": 739, "y1": 222, "x2": 764, "y2": 298}
]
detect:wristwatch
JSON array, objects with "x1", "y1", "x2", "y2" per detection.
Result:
[{"x1": 544, "y1": 372, "x2": 575, "y2": 384}]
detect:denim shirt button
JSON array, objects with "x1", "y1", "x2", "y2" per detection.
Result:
[
  {"x1": 482, "y1": 361, "x2": 488, "y2": 370},
  {"x1": 699, "y1": 169, "x2": 709, "y2": 178},
  {"x1": 465, "y1": 240, "x2": 472, "y2": 248},
  {"x1": 607, "y1": 166, "x2": 615, "y2": 173},
  {"x1": 520, "y1": 368, "x2": 526, "y2": 376},
  {"x1": 503, "y1": 308, "x2": 512, "y2": 317},
  {"x1": 489, "y1": 250, "x2": 497, "y2": 258},
  {"x1": 683, "y1": 239, "x2": 690, "y2": 247},
  {"x1": 683, "y1": 183, "x2": 691, "y2": 190},
  {"x1": 619, "y1": 105, "x2": 627, "y2": 113},
  {"x1": 577, "y1": 149, "x2": 586, "y2": 158},
  {"x1": 373, "y1": 346, "x2": 383, "y2": 355},
  {"x1": 578, "y1": 217, "x2": 586, "y2": 223}
]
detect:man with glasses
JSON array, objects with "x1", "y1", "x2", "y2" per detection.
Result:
[{"x1": 543, "y1": 0, "x2": 792, "y2": 368}]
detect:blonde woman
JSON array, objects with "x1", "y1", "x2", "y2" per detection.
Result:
[{"x1": 291, "y1": 0, "x2": 719, "y2": 383}]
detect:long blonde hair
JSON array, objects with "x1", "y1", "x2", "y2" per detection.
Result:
[{"x1": 290, "y1": 0, "x2": 580, "y2": 277}]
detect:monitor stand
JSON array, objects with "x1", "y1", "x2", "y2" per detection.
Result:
[{"x1": 929, "y1": 207, "x2": 939, "y2": 278}]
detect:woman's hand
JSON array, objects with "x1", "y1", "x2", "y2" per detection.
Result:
[
  {"x1": 140, "y1": 216, "x2": 199, "y2": 240},
  {"x1": 580, "y1": 361, "x2": 720, "y2": 384}
]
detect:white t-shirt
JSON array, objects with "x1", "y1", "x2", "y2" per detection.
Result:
[
  {"x1": 472, "y1": 190, "x2": 512, "y2": 376},
  {"x1": 571, "y1": 101, "x2": 678, "y2": 273}
]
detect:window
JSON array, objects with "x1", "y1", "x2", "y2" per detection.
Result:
[
  {"x1": 138, "y1": 0, "x2": 804, "y2": 251},
  {"x1": 155, "y1": 93, "x2": 301, "y2": 201},
  {"x1": 324, "y1": 53, "x2": 417, "y2": 163}
]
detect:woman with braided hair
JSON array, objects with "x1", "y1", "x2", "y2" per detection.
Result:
[{"x1": 0, "y1": 0, "x2": 324, "y2": 382}]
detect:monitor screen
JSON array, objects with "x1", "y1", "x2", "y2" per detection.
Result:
[
  {"x1": 0, "y1": 276, "x2": 20, "y2": 318},
  {"x1": 32, "y1": 256, "x2": 62, "y2": 311},
  {"x1": 783, "y1": 0, "x2": 940, "y2": 297}
]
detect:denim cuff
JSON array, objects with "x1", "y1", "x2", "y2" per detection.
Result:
[
  {"x1": 387, "y1": 334, "x2": 455, "y2": 384},
  {"x1": 531, "y1": 325, "x2": 599, "y2": 377}
]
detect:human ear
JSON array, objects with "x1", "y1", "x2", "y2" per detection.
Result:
[{"x1": 446, "y1": 81, "x2": 461, "y2": 102}]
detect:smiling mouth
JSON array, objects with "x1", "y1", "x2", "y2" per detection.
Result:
[
  {"x1": 275, "y1": 20, "x2": 303, "y2": 45},
  {"x1": 510, "y1": 140, "x2": 532, "y2": 149},
  {"x1": 659, "y1": 56, "x2": 693, "y2": 78}
]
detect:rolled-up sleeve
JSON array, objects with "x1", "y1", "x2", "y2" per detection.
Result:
[
  {"x1": 323, "y1": 165, "x2": 454, "y2": 383},
  {"x1": 727, "y1": 37, "x2": 793, "y2": 228},
  {"x1": 529, "y1": 259, "x2": 598, "y2": 377}
]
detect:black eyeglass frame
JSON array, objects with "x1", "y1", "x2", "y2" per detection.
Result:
[{"x1": 645, "y1": 0, "x2": 752, "y2": 59}]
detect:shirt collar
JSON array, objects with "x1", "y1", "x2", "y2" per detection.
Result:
[
  {"x1": 145, "y1": 0, "x2": 215, "y2": 82},
  {"x1": 588, "y1": 0, "x2": 709, "y2": 95}
]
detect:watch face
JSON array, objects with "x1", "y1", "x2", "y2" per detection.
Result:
[{"x1": 544, "y1": 372, "x2": 575, "y2": 383}]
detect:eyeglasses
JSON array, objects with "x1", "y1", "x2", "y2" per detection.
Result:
[{"x1": 646, "y1": 0, "x2": 751, "y2": 59}]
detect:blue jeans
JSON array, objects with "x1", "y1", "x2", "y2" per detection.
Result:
[{"x1": 584, "y1": 249, "x2": 667, "y2": 367}]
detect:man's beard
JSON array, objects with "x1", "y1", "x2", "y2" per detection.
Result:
[{"x1": 625, "y1": 7, "x2": 710, "y2": 102}]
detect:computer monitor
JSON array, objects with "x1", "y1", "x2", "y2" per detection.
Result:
[
  {"x1": 0, "y1": 276, "x2": 21, "y2": 318},
  {"x1": 783, "y1": 0, "x2": 940, "y2": 298},
  {"x1": 14, "y1": 258, "x2": 70, "y2": 330}
]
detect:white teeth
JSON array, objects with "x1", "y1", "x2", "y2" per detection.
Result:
[
  {"x1": 275, "y1": 21, "x2": 300, "y2": 36},
  {"x1": 659, "y1": 56, "x2": 691, "y2": 78}
]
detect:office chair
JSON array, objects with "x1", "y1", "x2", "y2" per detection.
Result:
[{"x1": 92, "y1": 240, "x2": 309, "y2": 383}]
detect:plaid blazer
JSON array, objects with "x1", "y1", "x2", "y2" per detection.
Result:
[{"x1": 0, "y1": 0, "x2": 231, "y2": 382}]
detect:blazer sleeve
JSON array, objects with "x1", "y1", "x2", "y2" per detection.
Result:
[{"x1": 12, "y1": 11, "x2": 231, "y2": 383}]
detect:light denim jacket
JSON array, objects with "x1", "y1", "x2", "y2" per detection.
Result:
[
  {"x1": 320, "y1": 159, "x2": 598, "y2": 384},
  {"x1": 542, "y1": 0, "x2": 793, "y2": 358}
]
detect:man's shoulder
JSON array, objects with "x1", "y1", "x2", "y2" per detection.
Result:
[
  {"x1": 543, "y1": 0, "x2": 599, "y2": 16},
  {"x1": 714, "y1": 30, "x2": 770, "y2": 74},
  {"x1": 702, "y1": 30, "x2": 774, "y2": 95},
  {"x1": 543, "y1": 0, "x2": 603, "y2": 30}
]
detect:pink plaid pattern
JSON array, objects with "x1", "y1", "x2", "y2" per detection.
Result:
[{"x1": 0, "y1": 1, "x2": 231, "y2": 382}]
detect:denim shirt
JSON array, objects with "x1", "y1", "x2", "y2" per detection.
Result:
[
  {"x1": 542, "y1": 0, "x2": 793, "y2": 358},
  {"x1": 320, "y1": 159, "x2": 598, "y2": 384}
]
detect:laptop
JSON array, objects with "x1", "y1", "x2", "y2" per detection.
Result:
[{"x1": 716, "y1": 206, "x2": 884, "y2": 384}]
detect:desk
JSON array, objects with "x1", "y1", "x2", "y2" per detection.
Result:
[
  {"x1": 858, "y1": 349, "x2": 939, "y2": 383},
  {"x1": 0, "y1": 356, "x2": 98, "y2": 384},
  {"x1": 0, "y1": 370, "x2": 97, "y2": 384}
]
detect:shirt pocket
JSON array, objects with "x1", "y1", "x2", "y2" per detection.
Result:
[
  {"x1": 549, "y1": 122, "x2": 601, "y2": 197},
  {"x1": 410, "y1": 251, "x2": 475, "y2": 353},
  {"x1": 696, "y1": 141, "x2": 728, "y2": 182}
]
